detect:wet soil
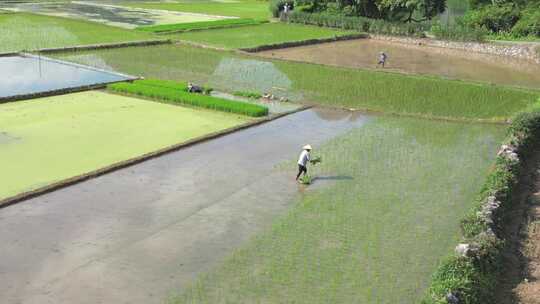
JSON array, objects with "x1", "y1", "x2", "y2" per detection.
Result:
[
  {"x1": 496, "y1": 148, "x2": 540, "y2": 304},
  {"x1": 0, "y1": 109, "x2": 369, "y2": 304},
  {"x1": 257, "y1": 39, "x2": 540, "y2": 89}
]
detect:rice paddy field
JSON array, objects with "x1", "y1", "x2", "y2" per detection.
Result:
[
  {"x1": 3, "y1": 2, "x2": 540, "y2": 303},
  {"x1": 171, "y1": 115, "x2": 506, "y2": 303},
  {"x1": 122, "y1": 0, "x2": 270, "y2": 20},
  {"x1": 0, "y1": 91, "x2": 249, "y2": 201},
  {"x1": 0, "y1": 13, "x2": 153, "y2": 53},
  {"x1": 175, "y1": 23, "x2": 355, "y2": 49},
  {"x1": 54, "y1": 44, "x2": 540, "y2": 121}
]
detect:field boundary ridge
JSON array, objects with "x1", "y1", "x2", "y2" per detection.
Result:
[
  {"x1": 239, "y1": 33, "x2": 368, "y2": 52},
  {"x1": 423, "y1": 109, "x2": 540, "y2": 304}
]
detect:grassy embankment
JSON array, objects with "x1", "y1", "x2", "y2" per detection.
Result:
[
  {"x1": 0, "y1": 13, "x2": 154, "y2": 53},
  {"x1": 108, "y1": 79, "x2": 268, "y2": 117},
  {"x1": 169, "y1": 115, "x2": 506, "y2": 303},
  {"x1": 0, "y1": 91, "x2": 249, "y2": 201},
  {"x1": 55, "y1": 45, "x2": 540, "y2": 121},
  {"x1": 122, "y1": 0, "x2": 269, "y2": 20},
  {"x1": 137, "y1": 18, "x2": 268, "y2": 33},
  {"x1": 174, "y1": 23, "x2": 356, "y2": 49}
]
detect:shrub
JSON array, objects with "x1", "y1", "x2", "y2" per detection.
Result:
[
  {"x1": 287, "y1": 11, "x2": 430, "y2": 37},
  {"x1": 463, "y1": 3, "x2": 521, "y2": 33},
  {"x1": 137, "y1": 19, "x2": 267, "y2": 33},
  {"x1": 431, "y1": 20, "x2": 488, "y2": 42},
  {"x1": 269, "y1": 0, "x2": 294, "y2": 18},
  {"x1": 511, "y1": 6, "x2": 540, "y2": 37},
  {"x1": 108, "y1": 81, "x2": 268, "y2": 117}
]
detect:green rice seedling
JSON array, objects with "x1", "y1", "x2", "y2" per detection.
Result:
[
  {"x1": 233, "y1": 91, "x2": 262, "y2": 99},
  {"x1": 0, "y1": 13, "x2": 153, "y2": 53},
  {"x1": 174, "y1": 23, "x2": 355, "y2": 49},
  {"x1": 136, "y1": 79, "x2": 214, "y2": 94},
  {"x1": 54, "y1": 45, "x2": 539, "y2": 120},
  {"x1": 137, "y1": 18, "x2": 267, "y2": 33},
  {"x1": 299, "y1": 174, "x2": 312, "y2": 184},
  {"x1": 169, "y1": 116, "x2": 506, "y2": 304},
  {"x1": 108, "y1": 81, "x2": 268, "y2": 117}
]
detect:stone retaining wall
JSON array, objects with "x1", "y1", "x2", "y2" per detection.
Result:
[{"x1": 371, "y1": 35, "x2": 540, "y2": 63}]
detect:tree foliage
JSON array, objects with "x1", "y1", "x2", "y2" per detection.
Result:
[{"x1": 295, "y1": 0, "x2": 447, "y2": 22}]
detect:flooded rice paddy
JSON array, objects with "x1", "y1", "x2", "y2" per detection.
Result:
[
  {"x1": 0, "y1": 108, "x2": 506, "y2": 303},
  {"x1": 0, "y1": 1, "x2": 231, "y2": 29},
  {"x1": 0, "y1": 55, "x2": 132, "y2": 99},
  {"x1": 257, "y1": 39, "x2": 540, "y2": 89}
]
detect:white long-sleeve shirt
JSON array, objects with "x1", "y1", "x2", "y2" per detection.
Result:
[{"x1": 298, "y1": 150, "x2": 310, "y2": 167}]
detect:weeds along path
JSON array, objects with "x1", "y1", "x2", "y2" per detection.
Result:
[
  {"x1": 0, "y1": 109, "x2": 367, "y2": 304},
  {"x1": 496, "y1": 148, "x2": 540, "y2": 303}
]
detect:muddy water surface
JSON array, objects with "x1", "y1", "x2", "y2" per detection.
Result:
[
  {"x1": 0, "y1": 109, "x2": 369, "y2": 304},
  {"x1": 258, "y1": 39, "x2": 540, "y2": 89}
]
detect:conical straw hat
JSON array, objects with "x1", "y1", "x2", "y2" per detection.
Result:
[{"x1": 303, "y1": 145, "x2": 312, "y2": 150}]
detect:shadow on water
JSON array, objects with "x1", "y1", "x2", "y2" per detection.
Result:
[{"x1": 312, "y1": 175, "x2": 353, "y2": 181}]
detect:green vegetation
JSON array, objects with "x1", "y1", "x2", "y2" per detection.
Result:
[
  {"x1": 0, "y1": 13, "x2": 154, "y2": 53},
  {"x1": 456, "y1": 0, "x2": 540, "y2": 41},
  {"x1": 137, "y1": 18, "x2": 267, "y2": 33},
  {"x1": 55, "y1": 45, "x2": 540, "y2": 121},
  {"x1": 287, "y1": 11, "x2": 430, "y2": 37},
  {"x1": 290, "y1": 0, "x2": 446, "y2": 23},
  {"x1": 234, "y1": 91, "x2": 263, "y2": 99},
  {"x1": 108, "y1": 80, "x2": 269, "y2": 117},
  {"x1": 175, "y1": 23, "x2": 354, "y2": 49},
  {"x1": 424, "y1": 107, "x2": 540, "y2": 304},
  {"x1": 122, "y1": 0, "x2": 270, "y2": 20},
  {"x1": 0, "y1": 91, "x2": 249, "y2": 201},
  {"x1": 169, "y1": 115, "x2": 505, "y2": 303}
]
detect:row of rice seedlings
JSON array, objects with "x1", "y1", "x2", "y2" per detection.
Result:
[
  {"x1": 170, "y1": 117, "x2": 505, "y2": 303},
  {"x1": 137, "y1": 18, "x2": 267, "y2": 33},
  {"x1": 108, "y1": 80, "x2": 269, "y2": 117},
  {"x1": 233, "y1": 91, "x2": 262, "y2": 99}
]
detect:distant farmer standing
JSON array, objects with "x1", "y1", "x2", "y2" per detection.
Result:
[
  {"x1": 296, "y1": 144, "x2": 312, "y2": 181},
  {"x1": 377, "y1": 52, "x2": 388, "y2": 68}
]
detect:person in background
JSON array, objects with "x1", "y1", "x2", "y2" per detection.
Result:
[
  {"x1": 377, "y1": 52, "x2": 388, "y2": 68},
  {"x1": 296, "y1": 144, "x2": 312, "y2": 181},
  {"x1": 187, "y1": 82, "x2": 203, "y2": 93}
]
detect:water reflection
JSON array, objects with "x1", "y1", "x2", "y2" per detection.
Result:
[
  {"x1": 0, "y1": 55, "x2": 131, "y2": 98},
  {"x1": 210, "y1": 57, "x2": 302, "y2": 99}
]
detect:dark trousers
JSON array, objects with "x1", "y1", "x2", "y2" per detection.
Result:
[{"x1": 296, "y1": 164, "x2": 307, "y2": 180}]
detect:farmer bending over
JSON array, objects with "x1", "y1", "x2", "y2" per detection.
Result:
[
  {"x1": 377, "y1": 52, "x2": 388, "y2": 68},
  {"x1": 187, "y1": 82, "x2": 203, "y2": 93},
  {"x1": 296, "y1": 144, "x2": 312, "y2": 181}
]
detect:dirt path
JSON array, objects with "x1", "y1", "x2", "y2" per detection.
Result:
[
  {"x1": 0, "y1": 109, "x2": 369, "y2": 304},
  {"x1": 497, "y1": 149, "x2": 540, "y2": 304}
]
